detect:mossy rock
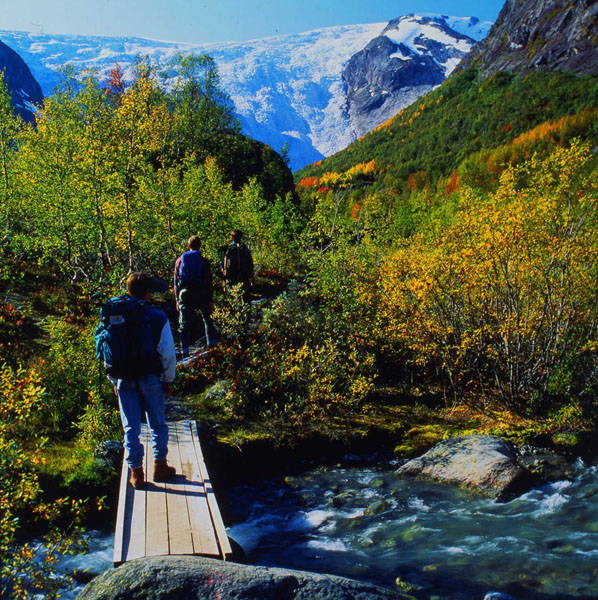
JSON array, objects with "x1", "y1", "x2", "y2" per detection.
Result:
[
  {"x1": 329, "y1": 490, "x2": 357, "y2": 508},
  {"x1": 369, "y1": 478, "x2": 386, "y2": 489},
  {"x1": 401, "y1": 525, "x2": 426, "y2": 543},
  {"x1": 394, "y1": 424, "x2": 448, "y2": 458},
  {"x1": 396, "y1": 435, "x2": 534, "y2": 500},
  {"x1": 364, "y1": 499, "x2": 391, "y2": 516},
  {"x1": 78, "y1": 556, "x2": 409, "y2": 599}
]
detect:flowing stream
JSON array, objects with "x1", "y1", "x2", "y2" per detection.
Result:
[{"x1": 52, "y1": 460, "x2": 598, "y2": 600}]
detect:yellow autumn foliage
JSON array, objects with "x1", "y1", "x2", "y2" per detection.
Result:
[{"x1": 379, "y1": 141, "x2": 598, "y2": 409}]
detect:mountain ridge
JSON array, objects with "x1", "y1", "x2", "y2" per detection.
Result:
[{"x1": 0, "y1": 14, "x2": 490, "y2": 170}]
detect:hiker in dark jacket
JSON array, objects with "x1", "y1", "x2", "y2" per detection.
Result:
[
  {"x1": 96, "y1": 272, "x2": 177, "y2": 490},
  {"x1": 174, "y1": 235, "x2": 219, "y2": 357},
  {"x1": 222, "y1": 229, "x2": 254, "y2": 300}
]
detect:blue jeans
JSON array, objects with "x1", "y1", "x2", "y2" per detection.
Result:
[{"x1": 116, "y1": 373, "x2": 169, "y2": 469}]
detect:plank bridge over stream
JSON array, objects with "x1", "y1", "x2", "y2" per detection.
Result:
[{"x1": 113, "y1": 419, "x2": 232, "y2": 565}]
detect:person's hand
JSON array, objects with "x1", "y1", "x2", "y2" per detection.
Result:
[{"x1": 162, "y1": 383, "x2": 174, "y2": 397}]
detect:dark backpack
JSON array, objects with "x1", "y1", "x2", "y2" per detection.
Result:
[
  {"x1": 95, "y1": 296, "x2": 161, "y2": 380},
  {"x1": 223, "y1": 243, "x2": 252, "y2": 283},
  {"x1": 178, "y1": 250, "x2": 204, "y2": 286}
]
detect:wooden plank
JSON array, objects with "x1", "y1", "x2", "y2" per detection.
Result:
[
  {"x1": 189, "y1": 421, "x2": 233, "y2": 558},
  {"x1": 113, "y1": 439, "x2": 130, "y2": 566},
  {"x1": 123, "y1": 425, "x2": 148, "y2": 561},
  {"x1": 115, "y1": 419, "x2": 231, "y2": 564},
  {"x1": 144, "y1": 426, "x2": 169, "y2": 557},
  {"x1": 175, "y1": 421, "x2": 220, "y2": 556},
  {"x1": 163, "y1": 424, "x2": 195, "y2": 555}
]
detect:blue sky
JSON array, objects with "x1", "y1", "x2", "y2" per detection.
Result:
[{"x1": 0, "y1": 0, "x2": 505, "y2": 42}]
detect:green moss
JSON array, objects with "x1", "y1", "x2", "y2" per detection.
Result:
[
  {"x1": 551, "y1": 432, "x2": 581, "y2": 448},
  {"x1": 422, "y1": 564, "x2": 438, "y2": 573},
  {"x1": 401, "y1": 524, "x2": 426, "y2": 543},
  {"x1": 218, "y1": 428, "x2": 277, "y2": 449},
  {"x1": 541, "y1": 7, "x2": 565, "y2": 23},
  {"x1": 527, "y1": 36, "x2": 546, "y2": 60},
  {"x1": 394, "y1": 423, "x2": 448, "y2": 457},
  {"x1": 394, "y1": 577, "x2": 420, "y2": 594}
]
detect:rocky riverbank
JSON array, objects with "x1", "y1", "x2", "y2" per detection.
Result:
[{"x1": 76, "y1": 432, "x2": 597, "y2": 600}]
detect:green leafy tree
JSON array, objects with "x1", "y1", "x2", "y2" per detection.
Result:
[
  {"x1": 169, "y1": 53, "x2": 239, "y2": 161},
  {"x1": 0, "y1": 71, "x2": 23, "y2": 235}
]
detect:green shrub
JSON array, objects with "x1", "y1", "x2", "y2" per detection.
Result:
[{"x1": 33, "y1": 318, "x2": 99, "y2": 436}]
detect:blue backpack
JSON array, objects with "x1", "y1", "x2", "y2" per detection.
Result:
[
  {"x1": 178, "y1": 250, "x2": 204, "y2": 286},
  {"x1": 95, "y1": 296, "x2": 161, "y2": 380}
]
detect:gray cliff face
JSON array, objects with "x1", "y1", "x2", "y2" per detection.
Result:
[
  {"x1": 461, "y1": 0, "x2": 598, "y2": 76},
  {"x1": 0, "y1": 40, "x2": 43, "y2": 122},
  {"x1": 343, "y1": 15, "x2": 477, "y2": 137},
  {"x1": 343, "y1": 37, "x2": 442, "y2": 137}
]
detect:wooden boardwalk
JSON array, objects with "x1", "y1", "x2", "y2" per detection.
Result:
[{"x1": 113, "y1": 420, "x2": 232, "y2": 565}]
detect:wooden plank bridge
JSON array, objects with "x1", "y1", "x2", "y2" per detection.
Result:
[{"x1": 113, "y1": 420, "x2": 232, "y2": 565}]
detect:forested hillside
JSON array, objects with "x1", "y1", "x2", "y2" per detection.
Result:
[
  {"x1": 291, "y1": 64, "x2": 598, "y2": 412},
  {"x1": 297, "y1": 68, "x2": 598, "y2": 191}
]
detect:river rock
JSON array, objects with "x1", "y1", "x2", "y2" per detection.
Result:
[
  {"x1": 364, "y1": 499, "x2": 391, "y2": 516},
  {"x1": 518, "y1": 446, "x2": 576, "y2": 482},
  {"x1": 484, "y1": 592, "x2": 516, "y2": 600},
  {"x1": 396, "y1": 435, "x2": 533, "y2": 499},
  {"x1": 330, "y1": 489, "x2": 357, "y2": 507},
  {"x1": 77, "y1": 555, "x2": 408, "y2": 599},
  {"x1": 93, "y1": 441, "x2": 123, "y2": 470}
]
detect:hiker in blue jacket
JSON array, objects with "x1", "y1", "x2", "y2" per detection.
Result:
[
  {"x1": 174, "y1": 235, "x2": 219, "y2": 357},
  {"x1": 96, "y1": 272, "x2": 177, "y2": 490}
]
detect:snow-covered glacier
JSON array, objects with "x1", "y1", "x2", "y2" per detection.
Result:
[{"x1": 0, "y1": 15, "x2": 491, "y2": 170}]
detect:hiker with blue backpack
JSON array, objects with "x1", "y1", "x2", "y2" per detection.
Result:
[
  {"x1": 174, "y1": 235, "x2": 219, "y2": 357},
  {"x1": 95, "y1": 272, "x2": 177, "y2": 490}
]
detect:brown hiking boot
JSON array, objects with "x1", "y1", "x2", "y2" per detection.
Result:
[
  {"x1": 129, "y1": 466, "x2": 145, "y2": 489},
  {"x1": 153, "y1": 459, "x2": 176, "y2": 482}
]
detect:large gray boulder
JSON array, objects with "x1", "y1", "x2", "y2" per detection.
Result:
[
  {"x1": 396, "y1": 434, "x2": 533, "y2": 499},
  {"x1": 77, "y1": 555, "x2": 407, "y2": 600}
]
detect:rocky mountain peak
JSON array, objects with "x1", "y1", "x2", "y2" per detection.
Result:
[
  {"x1": 461, "y1": 0, "x2": 598, "y2": 76},
  {"x1": 343, "y1": 14, "x2": 481, "y2": 138}
]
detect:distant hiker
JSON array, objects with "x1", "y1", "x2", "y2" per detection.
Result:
[
  {"x1": 222, "y1": 229, "x2": 254, "y2": 300},
  {"x1": 95, "y1": 272, "x2": 177, "y2": 490},
  {"x1": 174, "y1": 235, "x2": 219, "y2": 357}
]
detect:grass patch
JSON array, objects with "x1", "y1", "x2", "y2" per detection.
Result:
[
  {"x1": 38, "y1": 440, "x2": 81, "y2": 480},
  {"x1": 37, "y1": 439, "x2": 117, "y2": 490}
]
